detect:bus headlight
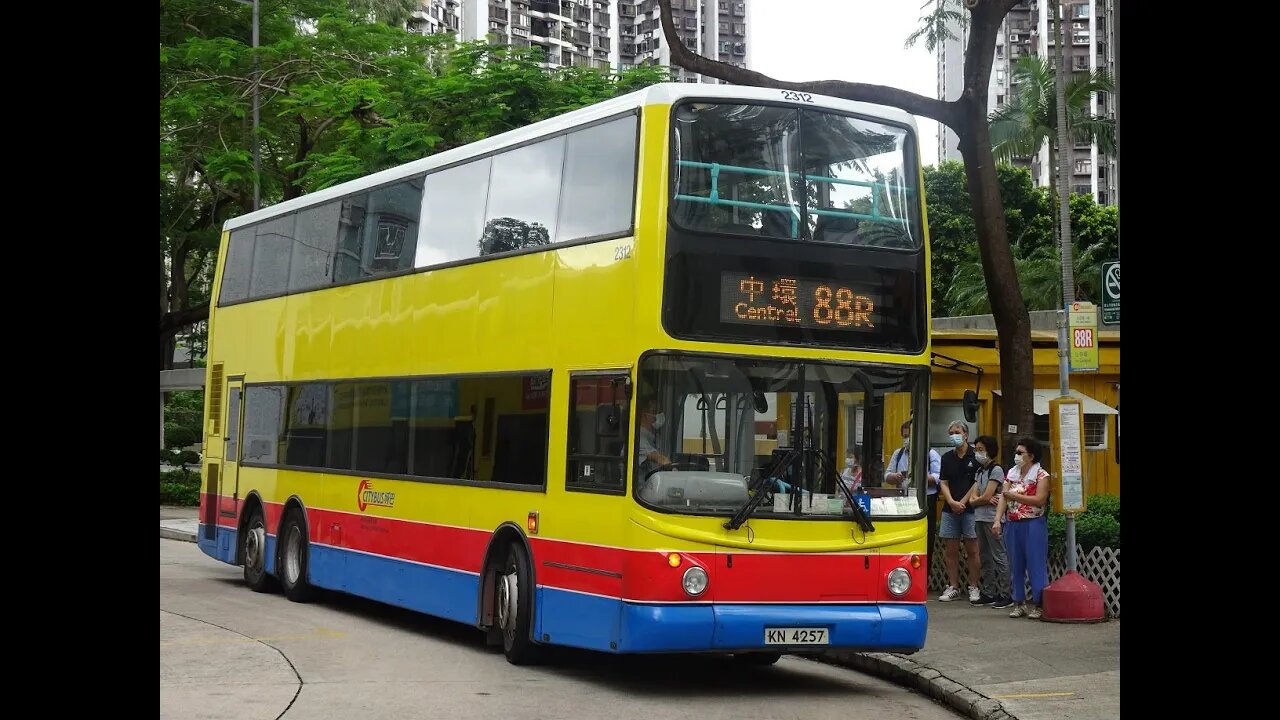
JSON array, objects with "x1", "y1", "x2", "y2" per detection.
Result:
[
  {"x1": 682, "y1": 566, "x2": 708, "y2": 597},
  {"x1": 887, "y1": 567, "x2": 911, "y2": 596}
]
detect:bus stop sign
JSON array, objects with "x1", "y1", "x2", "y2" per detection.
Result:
[{"x1": 1102, "y1": 261, "x2": 1119, "y2": 325}]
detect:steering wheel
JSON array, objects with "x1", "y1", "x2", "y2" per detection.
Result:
[{"x1": 644, "y1": 462, "x2": 705, "y2": 480}]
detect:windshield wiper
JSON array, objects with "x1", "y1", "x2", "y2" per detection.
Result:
[
  {"x1": 812, "y1": 448, "x2": 875, "y2": 534},
  {"x1": 724, "y1": 448, "x2": 798, "y2": 531},
  {"x1": 723, "y1": 447, "x2": 874, "y2": 533}
]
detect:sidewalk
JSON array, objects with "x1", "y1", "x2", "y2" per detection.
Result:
[
  {"x1": 160, "y1": 506, "x2": 199, "y2": 542},
  {"x1": 825, "y1": 596, "x2": 1119, "y2": 720},
  {"x1": 160, "y1": 509, "x2": 1118, "y2": 719}
]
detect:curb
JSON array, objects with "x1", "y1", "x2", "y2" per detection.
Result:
[
  {"x1": 819, "y1": 651, "x2": 1016, "y2": 720},
  {"x1": 160, "y1": 527, "x2": 197, "y2": 543}
]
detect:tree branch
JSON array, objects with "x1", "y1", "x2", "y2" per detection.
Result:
[
  {"x1": 656, "y1": 0, "x2": 957, "y2": 127},
  {"x1": 961, "y1": 1, "x2": 1018, "y2": 111},
  {"x1": 160, "y1": 303, "x2": 210, "y2": 337}
]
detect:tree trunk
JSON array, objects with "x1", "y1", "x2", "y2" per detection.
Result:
[{"x1": 956, "y1": 112, "x2": 1035, "y2": 466}]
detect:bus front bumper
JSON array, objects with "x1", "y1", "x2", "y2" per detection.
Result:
[{"x1": 616, "y1": 601, "x2": 927, "y2": 654}]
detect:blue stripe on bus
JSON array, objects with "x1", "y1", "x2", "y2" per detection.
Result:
[{"x1": 310, "y1": 544, "x2": 480, "y2": 626}]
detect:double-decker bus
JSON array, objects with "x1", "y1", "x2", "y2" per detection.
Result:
[{"x1": 197, "y1": 82, "x2": 933, "y2": 665}]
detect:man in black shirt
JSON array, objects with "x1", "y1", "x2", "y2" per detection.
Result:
[{"x1": 937, "y1": 420, "x2": 983, "y2": 603}]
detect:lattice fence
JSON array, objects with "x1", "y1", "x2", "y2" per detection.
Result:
[{"x1": 927, "y1": 535, "x2": 1120, "y2": 617}]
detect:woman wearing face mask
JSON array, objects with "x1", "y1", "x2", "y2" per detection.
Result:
[
  {"x1": 840, "y1": 451, "x2": 862, "y2": 498},
  {"x1": 965, "y1": 435, "x2": 1012, "y2": 608},
  {"x1": 993, "y1": 437, "x2": 1051, "y2": 619}
]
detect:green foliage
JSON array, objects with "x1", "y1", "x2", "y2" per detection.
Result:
[
  {"x1": 989, "y1": 55, "x2": 1116, "y2": 166},
  {"x1": 164, "y1": 424, "x2": 199, "y2": 450},
  {"x1": 924, "y1": 162, "x2": 1053, "y2": 317},
  {"x1": 904, "y1": 0, "x2": 968, "y2": 53},
  {"x1": 1047, "y1": 494, "x2": 1120, "y2": 551},
  {"x1": 926, "y1": 161, "x2": 1119, "y2": 316},
  {"x1": 160, "y1": 468, "x2": 202, "y2": 506}
]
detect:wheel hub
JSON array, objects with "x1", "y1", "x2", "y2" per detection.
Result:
[
  {"x1": 497, "y1": 571, "x2": 519, "y2": 631},
  {"x1": 245, "y1": 525, "x2": 266, "y2": 572}
]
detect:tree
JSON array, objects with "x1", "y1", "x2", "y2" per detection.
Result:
[
  {"x1": 657, "y1": 0, "x2": 1039, "y2": 459},
  {"x1": 988, "y1": 54, "x2": 1114, "y2": 203},
  {"x1": 160, "y1": 0, "x2": 668, "y2": 368},
  {"x1": 942, "y1": 191, "x2": 1118, "y2": 314},
  {"x1": 924, "y1": 162, "x2": 1054, "y2": 317}
]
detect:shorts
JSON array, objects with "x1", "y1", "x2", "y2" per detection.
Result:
[{"x1": 939, "y1": 511, "x2": 977, "y2": 539}]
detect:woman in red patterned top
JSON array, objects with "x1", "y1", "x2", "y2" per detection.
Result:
[{"x1": 992, "y1": 437, "x2": 1050, "y2": 619}]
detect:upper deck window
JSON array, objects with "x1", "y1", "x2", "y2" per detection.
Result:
[{"x1": 670, "y1": 102, "x2": 920, "y2": 250}]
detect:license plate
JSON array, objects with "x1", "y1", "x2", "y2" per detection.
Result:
[{"x1": 764, "y1": 627, "x2": 829, "y2": 645}]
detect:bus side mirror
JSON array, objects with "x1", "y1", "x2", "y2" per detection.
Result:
[{"x1": 962, "y1": 389, "x2": 978, "y2": 424}]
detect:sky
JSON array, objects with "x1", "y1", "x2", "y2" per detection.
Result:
[{"x1": 749, "y1": 0, "x2": 941, "y2": 167}]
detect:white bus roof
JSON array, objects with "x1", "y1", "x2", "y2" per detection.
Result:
[{"x1": 224, "y1": 82, "x2": 920, "y2": 232}]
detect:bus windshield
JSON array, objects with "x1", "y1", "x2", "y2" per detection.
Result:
[
  {"x1": 670, "y1": 102, "x2": 920, "y2": 249},
  {"x1": 634, "y1": 354, "x2": 927, "y2": 520}
]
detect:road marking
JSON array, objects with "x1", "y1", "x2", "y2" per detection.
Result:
[
  {"x1": 161, "y1": 627, "x2": 346, "y2": 647},
  {"x1": 991, "y1": 691, "x2": 1075, "y2": 699}
]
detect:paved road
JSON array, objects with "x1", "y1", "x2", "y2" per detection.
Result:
[{"x1": 161, "y1": 538, "x2": 963, "y2": 720}]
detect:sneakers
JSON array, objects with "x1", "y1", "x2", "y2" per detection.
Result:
[
  {"x1": 939, "y1": 586, "x2": 961, "y2": 601},
  {"x1": 967, "y1": 586, "x2": 982, "y2": 603},
  {"x1": 1008, "y1": 603, "x2": 1027, "y2": 618},
  {"x1": 991, "y1": 596, "x2": 1014, "y2": 609},
  {"x1": 971, "y1": 593, "x2": 996, "y2": 606},
  {"x1": 1026, "y1": 604, "x2": 1043, "y2": 620}
]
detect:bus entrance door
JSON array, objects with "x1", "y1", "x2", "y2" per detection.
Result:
[{"x1": 220, "y1": 378, "x2": 244, "y2": 522}]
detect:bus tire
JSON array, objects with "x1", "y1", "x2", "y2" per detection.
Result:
[
  {"x1": 497, "y1": 542, "x2": 542, "y2": 665},
  {"x1": 242, "y1": 506, "x2": 276, "y2": 593},
  {"x1": 278, "y1": 509, "x2": 316, "y2": 603},
  {"x1": 732, "y1": 652, "x2": 782, "y2": 666}
]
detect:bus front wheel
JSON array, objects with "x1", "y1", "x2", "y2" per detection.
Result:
[
  {"x1": 497, "y1": 543, "x2": 542, "y2": 665},
  {"x1": 278, "y1": 509, "x2": 316, "y2": 603}
]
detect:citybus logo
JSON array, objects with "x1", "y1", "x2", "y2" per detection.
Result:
[{"x1": 357, "y1": 479, "x2": 396, "y2": 512}]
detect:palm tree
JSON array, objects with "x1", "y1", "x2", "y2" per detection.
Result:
[
  {"x1": 946, "y1": 244, "x2": 1053, "y2": 316},
  {"x1": 988, "y1": 55, "x2": 1115, "y2": 202}
]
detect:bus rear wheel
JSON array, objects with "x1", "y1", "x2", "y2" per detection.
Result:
[
  {"x1": 497, "y1": 543, "x2": 541, "y2": 665},
  {"x1": 242, "y1": 507, "x2": 276, "y2": 593},
  {"x1": 278, "y1": 509, "x2": 316, "y2": 603}
]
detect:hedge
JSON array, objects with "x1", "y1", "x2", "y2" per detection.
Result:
[
  {"x1": 160, "y1": 468, "x2": 201, "y2": 507},
  {"x1": 1047, "y1": 494, "x2": 1119, "y2": 551}
]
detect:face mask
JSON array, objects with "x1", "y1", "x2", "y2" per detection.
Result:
[
  {"x1": 974, "y1": 452, "x2": 989, "y2": 465},
  {"x1": 652, "y1": 413, "x2": 666, "y2": 430},
  {"x1": 949, "y1": 433, "x2": 964, "y2": 447},
  {"x1": 902, "y1": 437, "x2": 910, "y2": 449},
  {"x1": 1014, "y1": 452, "x2": 1025, "y2": 464}
]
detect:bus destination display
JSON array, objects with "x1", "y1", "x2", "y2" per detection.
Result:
[{"x1": 719, "y1": 272, "x2": 878, "y2": 331}]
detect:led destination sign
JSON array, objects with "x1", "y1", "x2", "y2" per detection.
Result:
[{"x1": 720, "y1": 272, "x2": 878, "y2": 331}]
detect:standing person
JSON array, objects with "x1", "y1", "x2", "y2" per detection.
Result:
[
  {"x1": 967, "y1": 435, "x2": 1012, "y2": 608},
  {"x1": 938, "y1": 420, "x2": 982, "y2": 603},
  {"x1": 993, "y1": 437, "x2": 1051, "y2": 619},
  {"x1": 885, "y1": 420, "x2": 942, "y2": 561}
]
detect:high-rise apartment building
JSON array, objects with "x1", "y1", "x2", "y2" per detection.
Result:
[
  {"x1": 937, "y1": 0, "x2": 1116, "y2": 206},
  {"x1": 407, "y1": 1, "x2": 751, "y2": 81}
]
